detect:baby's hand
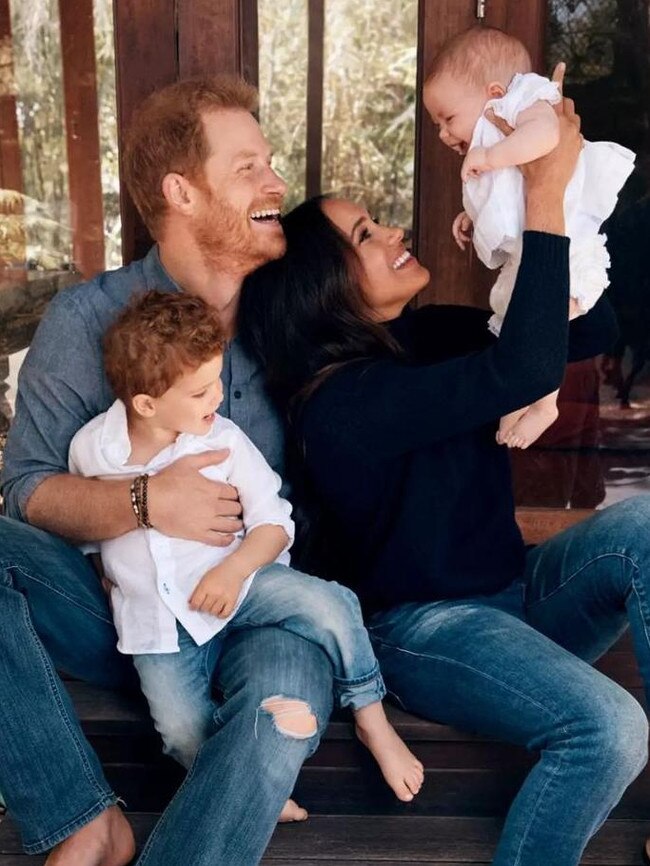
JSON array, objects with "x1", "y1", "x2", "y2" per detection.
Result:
[
  {"x1": 452, "y1": 211, "x2": 473, "y2": 250},
  {"x1": 189, "y1": 562, "x2": 246, "y2": 619},
  {"x1": 461, "y1": 146, "x2": 494, "y2": 182}
]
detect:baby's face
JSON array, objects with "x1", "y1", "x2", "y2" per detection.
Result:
[{"x1": 424, "y1": 73, "x2": 488, "y2": 156}]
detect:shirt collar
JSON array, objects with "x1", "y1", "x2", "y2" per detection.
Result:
[
  {"x1": 141, "y1": 245, "x2": 183, "y2": 296},
  {"x1": 100, "y1": 399, "x2": 134, "y2": 466}
]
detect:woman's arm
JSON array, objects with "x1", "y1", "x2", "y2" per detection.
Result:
[
  {"x1": 303, "y1": 232, "x2": 569, "y2": 459},
  {"x1": 302, "y1": 96, "x2": 583, "y2": 459}
]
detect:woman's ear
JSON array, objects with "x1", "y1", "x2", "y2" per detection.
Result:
[{"x1": 487, "y1": 81, "x2": 506, "y2": 99}]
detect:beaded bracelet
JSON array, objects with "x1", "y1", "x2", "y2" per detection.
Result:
[{"x1": 130, "y1": 473, "x2": 153, "y2": 529}]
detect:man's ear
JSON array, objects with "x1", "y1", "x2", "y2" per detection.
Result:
[
  {"x1": 132, "y1": 393, "x2": 157, "y2": 418},
  {"x1": 161, "y1": 172, "x2": 197, "y2": 216},
  {"x1": 487, "y1": 81, "x2": 506, "y2": 99}
]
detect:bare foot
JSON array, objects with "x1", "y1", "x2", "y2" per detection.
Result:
[
  {"x1": 355, "y1": 706, "x2": 424, "y2": 802},
  {"x1": 278, "y1": 798, "x2": 308, "y2": 823},
  {"x1": 502, "y1": 401, "x2": 559, "y2": 449},
  {"x1": 496, "y1": 407, "x2": 528, "y2": 445},
  {"x1": 45, "y1": 806, "x2": 135, "y2": 866}
]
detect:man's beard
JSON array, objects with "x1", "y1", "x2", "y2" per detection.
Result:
[{"x1": 191, "y1": 191, "x2": 286, "y2": 275}]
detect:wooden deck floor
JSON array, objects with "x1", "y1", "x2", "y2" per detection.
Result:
[{"x1": 1, "y1": 634, "x2": 649, "y2": 864}]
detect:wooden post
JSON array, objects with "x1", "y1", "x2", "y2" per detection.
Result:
[
  {"x1": 0, "y1": 0, "x2": 21, "y2": 194},
  {"x1": 413, "y1": 0, "x2": 546, "y2": 308},
  {"x1": 113, "y1": 0, "x2": 177, "y2": 264},
  {"x1": 306, "y1": 0, "x2": 324, "y2": 199},
  {"x1": 413, "y1": 0, "x2": 493, "y2": 308},
  {"x1": 58, "y1": 0, "x2": 106, "y2": 278},
  {"x1": 178, "y1": 0, "x2": 258, "y2": 82}
]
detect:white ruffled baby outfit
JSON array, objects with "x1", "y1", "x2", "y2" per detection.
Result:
[{"x1": 462, "y1": 72, "x2": 636, "y2": 335}]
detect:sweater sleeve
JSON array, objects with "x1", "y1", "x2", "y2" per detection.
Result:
[
  {"x1": 567, "y1": 295, "x2": 619, "y2": 362},
  {"x1": 301, "y1": 231, "x2": 570, "y2": 460}
]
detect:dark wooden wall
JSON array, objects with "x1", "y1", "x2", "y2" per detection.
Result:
[{"x1": 113, "y1": 0, "x2": 259, "y2": 264}]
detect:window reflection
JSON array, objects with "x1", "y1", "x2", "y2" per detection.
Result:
[{"x1": 513, "y1": 0, "x2": 650, "y2": 508}]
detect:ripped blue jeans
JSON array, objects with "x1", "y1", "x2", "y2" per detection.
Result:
[{"x1": 134, "y1": 562, "x2": 385, "y2": 768}]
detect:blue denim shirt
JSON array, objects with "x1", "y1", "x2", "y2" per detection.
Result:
[{"x1": 1, "y1": 246, "x2": 286, "y2": 522}]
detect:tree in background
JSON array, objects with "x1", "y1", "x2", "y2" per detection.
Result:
[
  {"x1": 259, "y1": 0, "x2": 417, "y2": 229},
  {"x1": 4, "y1": 0, "x2": 119, "y2": 270}
]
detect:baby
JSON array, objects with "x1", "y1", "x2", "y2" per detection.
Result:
[
  {"x1": 69, "y1": 290, "x2": 424, "y2": 815},
  {"x1": 424, "y1": 26, "x2": 635, "y2": 448}
]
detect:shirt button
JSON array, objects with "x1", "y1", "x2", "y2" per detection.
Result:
[{"x1": 233, "y1": 390, "x2": 242, "y2": 399}]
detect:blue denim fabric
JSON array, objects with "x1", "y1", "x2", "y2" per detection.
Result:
[
  {"x1": 368, "y1": 494, "x2": 650, "y2": 866},
  {"x1": 0, "y1": 245, "x2": 286, "y2": 520},
  {"x1": 0, "y1": 516, "x2": 333, "y2": 860},
  {"x1": 134, "y1": 563, "x2": 384, "y2": 766}
]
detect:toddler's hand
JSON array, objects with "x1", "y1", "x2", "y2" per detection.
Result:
[
  {"x1": 452, "y1": 211, "x2": 473, "y2": 250},
  {"x1": 189, "y1": 562, "x2": 245, "y2": 619},
  {"x1": 461, "y1": 147, "x2": 493, "y2": 182}
]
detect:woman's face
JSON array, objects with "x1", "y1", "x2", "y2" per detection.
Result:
[{"x1": 321, "y1": 199, "x2": 430, "y2": 321}]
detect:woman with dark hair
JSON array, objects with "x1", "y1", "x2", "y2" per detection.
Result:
[{"x1": 240, "y1": 99, "x2": 650, "y2": 866}]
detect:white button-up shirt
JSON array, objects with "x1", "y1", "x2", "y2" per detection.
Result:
[{"x1": 68, "y1": 400, "x2": 294, "y2": 655}]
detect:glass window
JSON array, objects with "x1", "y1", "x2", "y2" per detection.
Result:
[
  {"x1": 511, "y1": 0, "x2": 650, "y2": 509},
  {"x1": 258, "y1": 0, "x2": 418, "y2": 230},
  {"x1": 0, "y1": 0, "x2": 119, "y2": 445}
]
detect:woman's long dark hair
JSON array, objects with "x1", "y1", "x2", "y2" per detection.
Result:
[
  {"x1": 239, "y1": 196, "x2": 403, "y2": 577},
  {"x1": 239, "y1": 195, "x2": 401, "y2": 412}
]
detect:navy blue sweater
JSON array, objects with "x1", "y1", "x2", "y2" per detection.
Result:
[{"x1": 294, "y1": 232, "x2": 617, "y2": 612}]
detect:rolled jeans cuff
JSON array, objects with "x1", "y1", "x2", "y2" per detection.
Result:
[{"x1": 334, "y1": 662, "x2": 386, "y2": 711}]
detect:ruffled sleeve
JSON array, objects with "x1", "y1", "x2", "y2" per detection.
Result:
[{"x1": 488, "y1": 72, "x2": 561, "y2": 128}]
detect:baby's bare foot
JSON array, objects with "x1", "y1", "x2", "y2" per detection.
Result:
[
  {"x1": 355, "y1": 711, "x2": 424, "y2": 802},
  {"x1": 497, "y1": 407, "x2": 528, "y2": 445},
  {"x1": 45, "y1": 806, "x2": 135, "y2": 866},
  {"x1": 278, "y1": 798, "x2": 308, "y2": 823},
  {"x1": 504, "y1": 402, "x2": 559, "y2": 449}
]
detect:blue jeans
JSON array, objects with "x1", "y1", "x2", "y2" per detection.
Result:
[
  {"x1": 134, "y1": 562, "x2": 384, "y2": 768},
  {"x1": 368, "y1": 494, "x2": 650, "y2": 866},
  {"x1": 0, "y1": 516, "x2": 334, "y2": 862}
]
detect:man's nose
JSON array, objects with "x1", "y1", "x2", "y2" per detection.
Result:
[{"x1": 263, "y1": 165, "x2": 287, "y2": 197}]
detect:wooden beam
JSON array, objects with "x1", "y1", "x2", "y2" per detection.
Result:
[
  {"x1": 113, "y1": 0, "x2": 177, "y2": 264},
  {"x1": 178, "y1": 0, "x2": 259, "y2": 83},
  {"x1": 0, "y1": 0, "x2": 21, "y2": 193},
  {"x1": 240, "y1": 0, "x2": 259, "y2": 89},
  {"x1": 413, "y1": 0, "x2": 493, "y2": 308},
  {"x1": 58, "y1": 0, "x2": 105, "y2": 278},
  {"x1": 413, "y1": 0, "x2": 547, "y2": 308},
  {"x1": 305, "y1": 0, "x2": 324, "y2": 199}
]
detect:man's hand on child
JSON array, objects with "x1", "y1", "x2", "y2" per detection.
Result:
[
  {"x1": 148, "y1": 450, "x2": 244, "y2": 547},
  {"x1": 452, "y1": 211, "x2": 473, "y2": 250},
  {"x1": 189, "y1": 562, "x2": 246, "y2": 619},
  {"x1": 461, "y1": 146, "x2": 493, "y2": 182}
]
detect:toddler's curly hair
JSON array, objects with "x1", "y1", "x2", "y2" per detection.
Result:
[{"x1": 104, "y1": 290, "x2": 225, "y2": 402}]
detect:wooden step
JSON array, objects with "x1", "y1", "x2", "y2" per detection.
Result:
[
  {"x1": 1, "y1": 814, "x2": 649, "y2": 864},
  {"x1": 53, "y1": 642, "x2": 649, "y2": 818},
  {"x1": 1, "y1": 641, "x2": 645, "y2": 863}
]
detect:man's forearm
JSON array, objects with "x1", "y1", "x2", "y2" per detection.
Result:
[{"x1": 26, "y1": 474, "x2": 136, "y2": 542}]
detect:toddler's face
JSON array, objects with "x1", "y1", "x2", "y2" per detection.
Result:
[
  {"x1": 150, "y1": 355, "x2": 224, "y2": 437},
  {"x1": 424, "y1": 73, "x2": 488, "y2": 156}
]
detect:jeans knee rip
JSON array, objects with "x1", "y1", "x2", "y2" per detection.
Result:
[{"x1": 255, "y1": 695, "x2": 317, "y2": 740}]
